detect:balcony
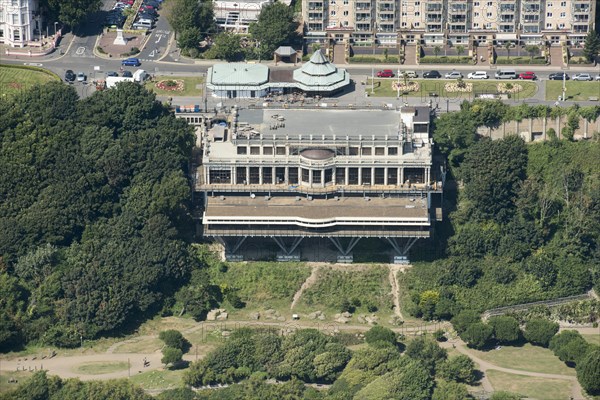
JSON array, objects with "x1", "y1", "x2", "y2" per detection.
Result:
[
  {"x1": 573, "y1": 16, "x2": 589, "y2": 22},
  {"x1": 308, "y1": 14, "x2": 324, "y2": 21},
  {"x1": 378, "y1": 6, "x2": 394, "y2": 12},
  {"x1": 500, "y1": 17, "x2": 514, "y2": 22},
  {"x1": 450, "y1": 16, "x2": 467, "y2": 23},
  {"x1": 355, "y1": 24, "x2": 373, "y2": 31},
  {"x1": 450, "y1": 5, "x2": 467, "y2": 13},
  {"x1": 426, "y1": 4, "x2": 442, "y2": 12},
  {"x1": 378, "y1": 15, "x2": 394, "y2": 22},
  {"x1": 500, "y1": 5, "x2": 515, "y2": 12},
  {"x1": 426, "y1": 16, "x2": 442, "y2": 23},
  {"x1": 427, "y1": 25, "x2": 442, "y2": 32},
  {"x1": 355, "y1": 2, "x2": 371, "y2": 10}
]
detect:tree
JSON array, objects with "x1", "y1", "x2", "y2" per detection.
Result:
[
  {"x1": 462, "y1": 322, "x2": 493, "y2": 349},
  {"x1": 577, "y1": 350, "x2": 600, "y2": 395},
  {"x1": 583, "y1": 30, "x2": 600, "y2": 63},
  {"x1": 489, "y1": 392, "x2": 524, "y2": 400},
  {"x1": 433, "y1": 46, "x2": 441, "y2": 58},
  {"x1": 249, "y1": 2, "x2": 300, "y2": 60},
  {"x1": 432, "y1": 380, "x2": 471, "y2": 400},
  {"x1": 460, "y1": 136, "x2": 528, "y2": 222},
  {"x1": 405, "y1": 336, "x2": 448, "y2": 374},
  {"x1": 365, "y1": 326, "x2": 397, "y2": 347},
  {"x1": 504, "y1": 41, "x2": 512, "y2": 59},
  {"x1": 159, "y1": 330, "x2": 189, "y2": 351},
  {"x1": 440, "y1": 355, "x2": 477, "y2": 384},
  {"x1": 456, "y1": 45, "x2": 465, "y2": 57},
  {"x1": 489, "y1": 316, "x2": 520, "y2": 344},
  {"x1": 550, "y1": 330, "x2": 591, "y2": 365},
  {"x1": 157, "y1": 388, "x2": 197, "y2": 400},
  {"x1": 313, "y1": 343, "x2": 352, "y2": 382},
  {"x1": 206, "y1": 32, "x2": 244, "y2": 61},
  {"x1": 42, "y1": 0, "x2": 102, "y2": 29},
  {"x1": 162, "y1": 347, "x2": 184, "y2": 368},
  {"x1": 167, "y1": 0, "x2": 214, "y2": 47},
  {"x1": 525, "y1": 45, "x2": 539, "y2": 61},
  {"x1": 523, "y1": 318, "x2": 559, "y2": 347},
  {"x1": 177, "y1": 28, "x2": 202, "y2": 52},
  {"x1": 451, "y1": 310, "x2": 481, "y2": 335}
]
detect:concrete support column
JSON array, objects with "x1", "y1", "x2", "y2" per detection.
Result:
[
  {"x1": 426, "y1": 168, "x2": 430, "y2": 184},
  {"x1": 246, "y1": 167, "x2": 250, "y2": 184},
  {"x1": 321, "y1": 169, "x2": 325, "y2": 185},
  {"x1": 259, "y1": 167, "x2": 263, "y2": 185},
  {"x1": 232, "y1": 167, "x2": 237, "y2": 184},
  {"x1": 371, "y1": 168, "x2": 375, "y2": 185},
  {"x1": 400, "y1": 168, "x2": 404, "y2": 185},
  {"x1": 345, "y1": 167, "x2": 349, "y2": 185},
  {"x1": 285, "y1": 167, "x2": 289, "y2": 184},
  {"x1": 309, "y1": 169, "x2": 313, "y2": 186},
  {"x1": 384, "y1": 167, "x2": 388, "y2": 185},
  {"x1": 332, "y1": 168, "x2": 336, "y2": 185},
  {"x1": 358, "y1": 167, "x2": 362, "y2": 185}
]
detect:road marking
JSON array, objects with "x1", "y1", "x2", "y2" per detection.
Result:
[
  {"x1": 75, "y1": 46, "x2": 86, "y2": 55},
  {"x1": 155, "y1": 34, "x2": 163, "y2": 44},
  {"x1": 23, "y1": 62, "x2": 43, "y2": 66},
  {"x1": 148, "y1": 50, "x2": 156, "y2": 58}
]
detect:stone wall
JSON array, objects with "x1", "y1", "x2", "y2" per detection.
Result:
[{"x1": 476, "y1": 116, "x2": 600, "y2": 141}]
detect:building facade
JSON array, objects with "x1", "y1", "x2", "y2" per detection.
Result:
[
  {"x1": 303, "y1": 0, "x2": 596, "y2": 47},
  {"x1": 213, "y1": 0, "x2": 272, "y2": 33},
  {"x1": 0, "y1": 0, "x2": 39, "y2": 47},
  {"x1": 193, "y1": 105, "x2": 443, "y2": 263}
]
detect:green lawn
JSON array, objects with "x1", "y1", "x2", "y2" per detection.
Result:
[
  {"x1": 469, "y1": 343, "x2": 575, "y2": 376},
  {"x1": 486, "y1": 370, "x2": 573, "y2": 400},
  {"x1": 297, "y1": 266, "x2": 393, "y2": 317},
  {"x1": 0, "y1": 64, "x2": 59, "y2": 98},
  {"x1": 145, "y1": 76, "x2": 204, "y2": 97},
  {"x1": 74, "y1": 361, "x2": 129, "y2": 375},
  {"x1": 546, "y1": 80, "x2": 600, "y2": 101},
  {"x1": 129, "y1": 368, "x2": 186, "y2": 390},
  {"x1": 0, "y1": 371, "x2": 30, "y2": 393},
  {"x1": 583, "y1": 334, "x2": 600, "y2": 346},
  {"x1": 366, "y1": 78, "x2": 538, "y2": 100}
]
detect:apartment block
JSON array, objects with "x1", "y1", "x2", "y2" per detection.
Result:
[
  {"x1": 0, "y1": 0, "x2": 39, "y2": 47},
  {"x1": 302, "y1": 0, "x2": 596, "y2": 47}
]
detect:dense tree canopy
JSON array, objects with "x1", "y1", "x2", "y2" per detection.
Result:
[
  {"x1": 40, "y1": 0, "x2": 102, "y2": 29},
  {"x1": 0, "y1": 82, "x2": 196, "y2": 350},
  {"x1": 249, "y1": 2, "x2": 301, "y2": 59}
]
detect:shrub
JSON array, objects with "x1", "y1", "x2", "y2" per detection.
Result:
[
  {"x1": 439, "y1": 355, "x2": 477, "y2": 384},
  {"x1": 550, "y1": 330, "x2": 591, "y2": 365},
  {"x1": 159, "y1": 330, "x2": 188, "y2": 351},
  {"x1": 523, "y1": 318, "x2": 559, "y2": 347},
  {"x1": 420, "y1": 56, "x2": 472, "y2": 64},
  {"x1": 577, "y1": 350, "x2": 600, "y2": 395},
  {"x1": 489, "y1": 316, "x2": 520, "y2": 344},
  {"x1": 162, "y1": 346, "x2": 183, "y2": 368},
  {"x1": 451, "y1": 310, "x2": 481, "y2": 335},
  {"x1": 365, "y1": 326, "x2": 396, "y2": 347},
  {"x1": 462, "y1": 322, "x2": 493, "y2": 349},
  {"x1": 433, "y1": 329, "x2": 446, "y2": 342}
]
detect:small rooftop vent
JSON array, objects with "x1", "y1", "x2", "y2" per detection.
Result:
[
  {"x1": 250, "y1": 193, "x2": 256, "y2": 199},
  {"x1": 295, "y1": 196, "x2": 301, "y2": 201},
  {"x1": 219, "y1": 195, "x2": 225, "y2": 201}
]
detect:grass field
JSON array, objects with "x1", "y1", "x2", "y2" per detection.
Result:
[
  {"x1": 74, "y1": 361, "x2": 129, "y2": 375},
  {"x1": 0, "y1": 65, "x2": 59, "y2": 98},
  {"x1": 469, "y1": 343, "x2": 575, "y2": 376},
  {"x1": 144, "y1": 76, "x2": 204, "y2": 97},
  {"x1": 366, "y1": 78, "x2": 538, "y2": 100},
  {"x1": 0, "y1": 371, "x2": 30, "y2": 393},
  {"x1": 486, "y1": 370, "x2": 572, "y2": 400},
  {"x1": 111, "y1": 337, "x2": 163, "y2": 354},
  {"x1": 130, "y1": 368, "x2": 186, "y2": 390},
  {"x1": 583, "y1": 334, "x2": 600, "y2": 346},
  {"x1": 546, "y1": 80, "x2": 600, "y2": 101},
  {"x1": 297, "y1": 266, "x2": 393, "y2": 316}
]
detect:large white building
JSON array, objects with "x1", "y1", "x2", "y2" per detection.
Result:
[{"x1": 0, "y1": 0, "x2": 40, "y2": 47}]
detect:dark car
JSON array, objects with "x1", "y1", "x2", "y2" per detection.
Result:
[
  {"x1": 138, "y1": 11, "x2": 157, "y2": 20},
  {"x1": 106, "y1": 71, "x2": 119, "y2": 77},
  {"x1": 423, "y1": 70, "x2": 442, "y2": 79},
  {"x1": 64, "y1": 69, "x2": 76, "y2": 82},
  {"x1": 122, "y1": 70, "x2": 133, "y2": 77},
  {"x1": 143, "y1": 0, "x2": 160, "y2": 7},
  {"x1": 549, "y1": 72, "x2": 569, "y2": 80},
  {"x1": 122, "y1": 58, "x2": 141, "y2": 67}
]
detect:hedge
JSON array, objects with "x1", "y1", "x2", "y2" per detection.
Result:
[
  {"x1": 495, "y1": 56, "x2": 547, "y2": 65},
  {"x1": 349, "y1": 56, "x2": 399, "y2": 64},
  {"x1": 420, "y1": 56, "x2": 472, "y2": 64}
]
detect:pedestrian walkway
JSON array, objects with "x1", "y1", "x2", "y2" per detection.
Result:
[
  {"x1": 404, "y1": 44, "x2": 417, "y2": 65},
  {"x1": 550, "y1": 46, "x2": 566, "y2": 68},
  {"x1": 475, "y1": 46, "x2": 491, "y2": 67}
]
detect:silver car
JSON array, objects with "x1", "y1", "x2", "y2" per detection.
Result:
[
  {"x1": 573, "y1": 73, "x2": 593, "y2": 81},
  {"x1": 445, "y1": 71, "x2": 463, "y2": 79}
]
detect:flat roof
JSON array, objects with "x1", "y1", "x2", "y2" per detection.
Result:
[
  {"x1": 208, "y1": 63, "x2": 269, "y2": 86},
  {"x1": 237, "y1": 108, "x2": 403, "y2": 139},
  {"x1": 204, "y1": 196, "x2": 429, "y2": 220}
]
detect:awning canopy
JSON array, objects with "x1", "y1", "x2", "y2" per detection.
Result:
[{"x1": 495, "y1": 33, "x2": 518, "y2": 40}]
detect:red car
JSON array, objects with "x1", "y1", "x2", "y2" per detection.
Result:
[
  {"x1": 519, "y1": 71, "x2": 537, "y2": 80},
  {"x1": 376, "y1": 70, "x2": 394, "y2": 78}
]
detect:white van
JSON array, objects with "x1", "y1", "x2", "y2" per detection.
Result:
[
  {"x1": 494, "y1": 69, "x2": 517, "y2": 79},
  {"x1": 133, "y1": 20, "x2": 153, "y2": 30}
]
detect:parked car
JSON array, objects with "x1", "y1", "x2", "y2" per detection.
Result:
[
  {"x1": 106, "y1": 71, "x2": 119, "y2": 77},
  {"x1": 467, "y1": 71, "x2": 488, "y2": 79},
  {"x1": 423, "y1": 70, "x2": 442, "y2": 79},
  {"x1": 122, "y1": 58, "x2": 141, "y2": 66},
  {"x1": 64, "y1": 69, "x2": 76, "y2": 82},
  {"x1": 76, "y1": 72, "x2": 86, "y2": 82},
  {"x1": 573, "y1": 73, "x2": 593, "y2": 81},
  {"x1": 376, "y1": 70, "x2": 394, "y2": 78},
  {"x1": 445, "y1": 71, "x2": 463, "y2": 79},
  {"x1": 548, "y1": 72, "x2": 569, "y2": 80},
  {"x1": 494, "y1": 69, "x2": 517, "y2": 79},
  {"x1": 122, "y1": 70, "x2": 133, "y2": 77},
  {"x1": 519, "y1": 71, "x2": 537, "y2": 80},
  {"x1": 596, "y1": 75, "x2": 600, "y2": 81},
  {"x1": 402, "y1": 70, "x2": 418, "y2": 78}
]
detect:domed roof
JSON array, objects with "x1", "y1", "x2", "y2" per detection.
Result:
[
  {"x1": 293, "y1": 50, "x2": 349, "y2": 91},
  {"x1": 300, "y1": 148, "x2": 335, "y2": 160}
]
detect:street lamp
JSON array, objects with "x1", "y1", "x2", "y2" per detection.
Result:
[{"x1": 371, "y1": 22, "x2": 377, "y2": 95}]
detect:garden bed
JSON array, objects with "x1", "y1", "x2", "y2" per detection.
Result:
[{"x1": 495, "y1": 56, "x2": 547, "y2": 65}]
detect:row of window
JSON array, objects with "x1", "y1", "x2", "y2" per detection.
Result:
[{"x1": 235, "y1": 146, "x2": 400, "y2": 156}]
